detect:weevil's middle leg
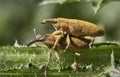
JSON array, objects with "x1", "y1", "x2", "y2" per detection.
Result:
[
  {"x1": 55, "y1": 51, "x2": 61, "y2": 72},
  {"x1": 64, "y1": 34, "x2": 70, "y2": 52}
]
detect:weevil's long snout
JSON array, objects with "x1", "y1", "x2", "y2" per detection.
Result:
[
  {"x1": 41, "y1": 19, "x2": 58, "y2": 24},
  {"x1": 27, "y1": 36, "x2": 46, "y2": 46},
  {"x1": 27, "y1": 39, "x2": 40, "y2": 46}
]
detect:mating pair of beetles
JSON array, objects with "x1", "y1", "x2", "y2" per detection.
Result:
[{"x1": 27, "y1": 18, "x2": 104, "y2": 74}]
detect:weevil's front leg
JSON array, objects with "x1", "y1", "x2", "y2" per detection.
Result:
[
  {"x1": 53, "y1": 30, "x2": 64, "y2": 49},
  {"x1": 53, "y1": 34, "x2": 64, "y2": 48},
  {"x1": 55, "y1": 51, "x2": 61, "y2": 72},
  {"x1": 84, "y1": 36, "x2": 95, "y2": 48},
  {"x1": 44, "y1": 49, "x2": 52, "y2": 77},
  {"x1": 50, "y1": 30, "x2": 64, "y2": 52},
  {"x1": 64, "y1": 34, "x2": 70, "y2": 52}
]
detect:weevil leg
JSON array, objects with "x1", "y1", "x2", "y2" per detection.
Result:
[
  {"x1": 52, "y1": 30, "x2": 62, "y2": 35},
  {"x1": 64, "y1": 34, "x2": 70, "y2": 52},
  {"x1": 89, "y1": 38, "x2": 94, "y2": 48},
  {"x1": 44, "y1": 49, "x2": 52, "y2": 77},
  {"x1": 49, "y1": 31, "x2": 64, "y2": 52},
  {"x1": 55, "y1": 51, "x2": 61, "y2": 72},
  {"x1": 84, "y1": 36, "x2": 95, "y2": 48},
  {"x1": 89, "y1": 41, "x2": 93, "y2": 48}
]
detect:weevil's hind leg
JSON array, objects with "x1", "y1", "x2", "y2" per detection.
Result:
[
  {"x1": 89, "y1": 38, "x2": 94, "y2": 48},
  {"x1": 44, "y1": 49, "x2": 52, "y2": 77},
  {"x1": 89, "y1": 41, "x2": 94, "y2": 48},
  {"x1": 55, "y1": 51, "x2": 61, "y2": 72},
  {"x1": 84, "y1": 36, "x2": 95, "y2": 48},
  {"x1": 64, "y1": 34, "x2": 70, "y2": 52}
]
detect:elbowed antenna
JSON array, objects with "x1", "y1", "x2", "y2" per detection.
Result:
[{"x1": 27, "y1": 36, "x2": 46, "y2": 46}]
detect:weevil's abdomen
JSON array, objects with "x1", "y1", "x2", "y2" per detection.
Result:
[{"x1": 69, "y1": 20, "x2": 105, "y2": 37}]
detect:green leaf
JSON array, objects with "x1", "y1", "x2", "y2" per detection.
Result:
[
  {"x1": 91, "y1": 0, "x2": 103, "y2": 14},
  {"x1": 0, "y1": 42, "x2": 120, "y2": 76}
]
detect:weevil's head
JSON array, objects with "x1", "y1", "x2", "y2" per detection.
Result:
[
  {"x1": 41, "y1": 18, "x2": 58, "y2": 29},
  {"x1": 41, "y1": 18, "x2": 69, "y2": 31},
  {"x1": 27, "y1": 35, "x2": 47, "y2": 46}
]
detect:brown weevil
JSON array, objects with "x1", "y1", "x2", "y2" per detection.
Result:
[{"x1": 41, "y1": 18, "x2": 104, "y2": 37}]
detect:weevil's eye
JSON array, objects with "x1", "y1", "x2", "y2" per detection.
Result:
[
  {"x1": 38, "y1": 35, "x2": 46, "y2": 41},
  {"x1": 41, "y1": 19, "x2": 58, "y2": 24}
]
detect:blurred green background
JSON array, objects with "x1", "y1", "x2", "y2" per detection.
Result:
[{"x1": 0, "y1": 0, "x2": 120, "y2": 46}]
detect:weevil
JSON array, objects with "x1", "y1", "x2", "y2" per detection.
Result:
[
  {"x1": 41, "y1": 18, "x2": 104, "y2": 37},
  {"x1": 27, "y1": 30, "x2": 94, "y2": 76},
  {"x1": 27, "y1": 30, "x2": 94, "y2": 51},
  {"x1": 41, "y1": 18, "x2": 104, "y2": 52}
]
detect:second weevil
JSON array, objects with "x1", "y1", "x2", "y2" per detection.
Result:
[{"x1": 27, "y1": 30, "x2": 94, "y2": 76}]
